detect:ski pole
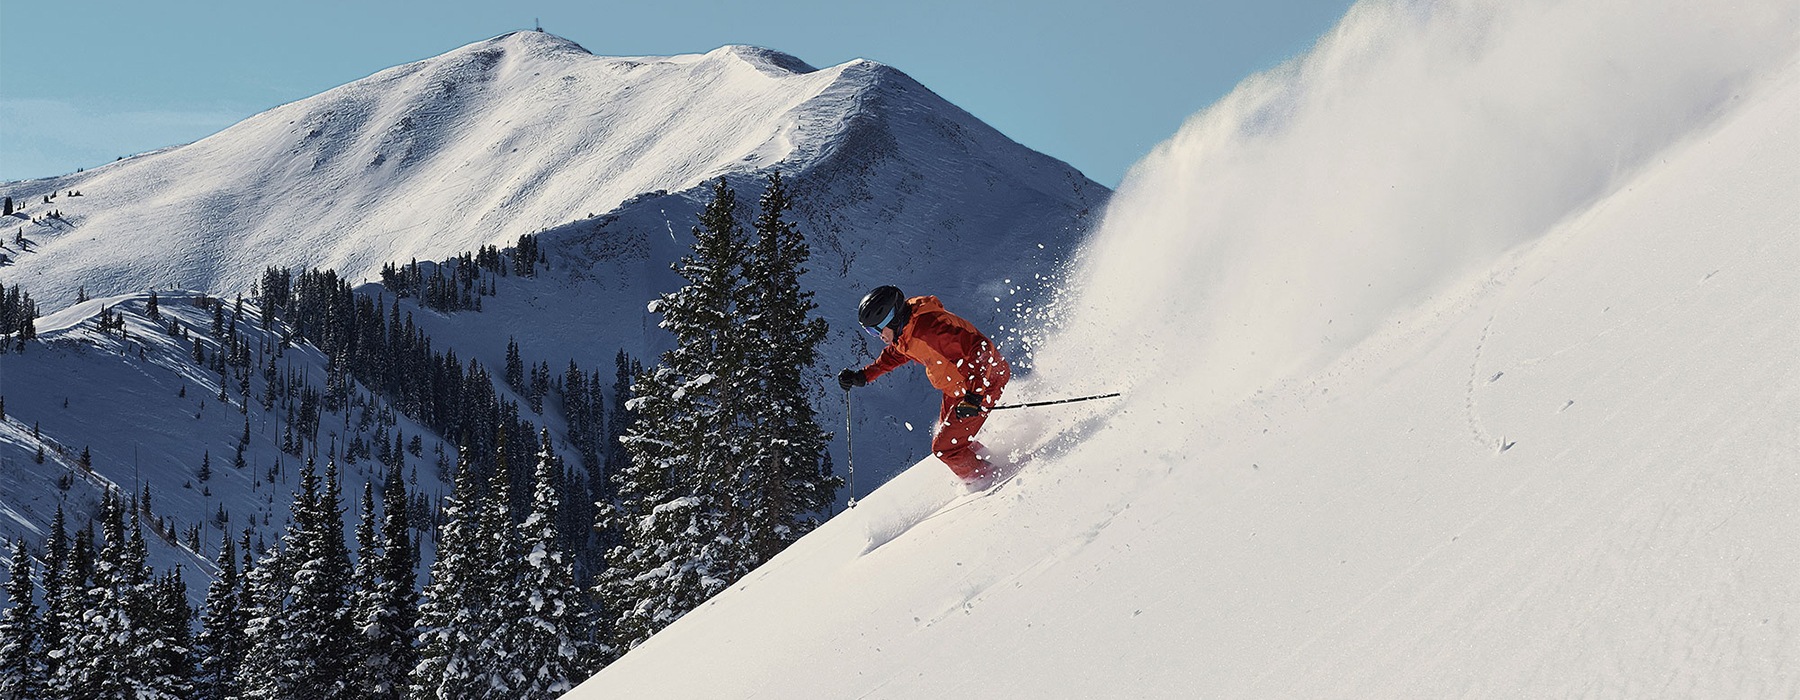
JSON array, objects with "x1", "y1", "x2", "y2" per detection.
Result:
[
  {"x1": 990, "y1": 392, "x2": 1121, "y2": 411},
  {"x1": 844, "y1": 389, "x2": 857, "y2": 509}
]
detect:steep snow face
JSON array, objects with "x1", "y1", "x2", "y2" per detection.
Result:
[
  {"x1": 0, "y1": 31, "x2": 1103, "y2": 314},
  {"x1": 570, "y1": 0, "x2": 1800, "y2": 697}
]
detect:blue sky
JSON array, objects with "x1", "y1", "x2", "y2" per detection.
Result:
[{"x1": 0, "y1": 0, "x2": 1354, "y2": 187}]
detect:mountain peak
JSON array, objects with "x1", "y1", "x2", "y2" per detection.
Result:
[
  {"x1": 703, "y1": 44, "x2": 818, "y2": 76},
  {"x1": 463, "y1": 29, "x2": 594, "y2": 59}
]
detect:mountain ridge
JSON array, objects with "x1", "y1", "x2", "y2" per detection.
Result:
[{"x1": 0, "y1": 31, "x2": 1104, "y2": 313}]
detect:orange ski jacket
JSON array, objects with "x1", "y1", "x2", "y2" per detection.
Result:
[{"x1": 861, "y1": 296, "x2": 1009, "y2": 401}]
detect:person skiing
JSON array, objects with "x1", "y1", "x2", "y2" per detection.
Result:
[{"x1": 838, "y1": 285, "x2": 1011, "y2": 484}]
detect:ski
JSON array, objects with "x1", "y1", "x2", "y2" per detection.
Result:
[
  {"x1": 918, "y1": 452, "x2": 1034, "y2": 523},
  {"x1": 989, "y1": 392, "x2": 1121, "y2": 411}
]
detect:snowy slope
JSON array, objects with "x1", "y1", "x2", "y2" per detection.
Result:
[
  {"x1": 569, "y1": 0, "x2": 1800, "y2": 696},
  {"x1": 0, "y1": 292, "x2": 453, "y2": 603}
]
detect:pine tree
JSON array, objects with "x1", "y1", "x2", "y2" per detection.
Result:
[
  {"x1": 146, "y1": 290, "x2": 162, "y2": 320},
  {"x1": 0, "y1": 284, "x2": 36, "y2": 345},
  {"x1": 325, "y1": 355, "x2": 351, "y2": 412},
  {"x1": 195, "y1": 534, "x2": 246, "y2": 700},
  {"x1": 510, "y1": 430, "x2": 597, "y2": 697},
  {"x1": 737, "y1": 170, "x2": 838, "y2": 567},
  {"x1": 473, "y1": 431, "x2": 525, "y2": 696},
  {"x1": 144, "y1": 566, "x2": 196, "y2": 697},
  {"x1": 54, "y1": 492, "x2": 162, "y2": 698},
  {"x1": 411, "y1": 431, "x2": 533, "y2": 699},
  {"x1": 0, "y1": 539, "x2": 44, "y2": 699},
  {"x1": 60, "y1": 525, "x2": 98, "y2": 645},
  {"x1": 563, "y1": 360, "x2": 591, "y2": 465},
  {"x1": 411, "y1": 446, "x2": 504, "y2": 699},
  {"x1": 35, "y1": 503, "x2": 67, "y2": 673},
  {"x1": 602, "y1": 351, "x2": 638, "y2": 493},
  {"x1": 351, "y1": 468, "x2": 417, "y2": 700},
  {"x1": 241, "y1": 457, "x2": 356, "y2": 699},
  {"x1": 505, "y1": 338, "x2": 525, "y2": 394},
  {"x1": 529, "y1": 361, "x2": 549, "y2": 415},
  {"x1": 140, "y1": 485, "x2": 155, "y2": 522},
  {"x1": 296, "y1": 459, "x2": 357, "y2": 696},
  {"x1": 353, "y1": 481, "x2": 380, "y2": 610},
  {"x1": 199, "y1": 450, "x2": 214, "y2": 482},
  {"x1": 36, "y1": 505, "x2": 70, "y2": 682},
  {"x1": 601, "y1": 177, "x2": 747, "y2": 651},
  {"x1": 350, "y1": 482, "x2": 382, "y2": 693},
  {"x1": 237, "y1": 539, "x2": 291, "y2": 700}
]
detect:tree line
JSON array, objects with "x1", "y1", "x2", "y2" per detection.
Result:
[
  {"x1": 378, "y1": 233, "x2": 545, "y2": 313},
  {"x1": 0, "y1": 438, "x2": 583, "y2": 700}
]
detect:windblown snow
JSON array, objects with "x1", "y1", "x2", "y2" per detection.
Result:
[{"x1": 569, "y1": 0, "x2": 1800, "y2": 697}]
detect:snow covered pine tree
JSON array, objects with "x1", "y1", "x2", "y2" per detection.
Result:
[{"x1": 599, "y1": 173, "x2": 837, "y2": 650}]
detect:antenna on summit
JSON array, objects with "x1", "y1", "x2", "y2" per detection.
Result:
[{"x1": 535, "y1": 18, "x2": 543, "y2": 32}]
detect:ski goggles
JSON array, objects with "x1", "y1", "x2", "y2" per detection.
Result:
[{"x1": 862, "y1": 308, "x2": 895, "y2": 338}]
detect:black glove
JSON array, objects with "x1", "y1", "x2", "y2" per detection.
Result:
[
  {"x1": 837, "y1": 368, "x2": 867, "y2": 391},
  {"x1": 953, "y1": 392, "x2": 985, "y2": 420}
]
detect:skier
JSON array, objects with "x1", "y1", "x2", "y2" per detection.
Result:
[{"x1": 838, "y1": 285, "x2": 1011, "y2": 485}]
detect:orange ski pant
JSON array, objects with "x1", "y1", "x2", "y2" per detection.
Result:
[{"x1": 931, "y1": 366, "x2": 1009, "y2": 480}]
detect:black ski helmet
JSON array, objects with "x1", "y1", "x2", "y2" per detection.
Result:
[{"x1": 858, "y1": 285, "x2": 909, "y2": 331}]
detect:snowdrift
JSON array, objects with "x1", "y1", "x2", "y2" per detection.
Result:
[{"x1": 569, "y1": 0, "x2": 1800, "y2": 696}]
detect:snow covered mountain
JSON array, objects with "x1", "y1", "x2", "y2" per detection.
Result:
[
  {"x1": 569, "y1": 0, "x2": 1800, "y2": 696},
  {"x1": 0, "y1": 30, "x2": 1103, "y2": 314}
]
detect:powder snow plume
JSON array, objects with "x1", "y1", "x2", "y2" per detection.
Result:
[
  {"x1": 569, "y1": 0, "x2": 1800, "y2": 695},
  {"x1": 1005, "y1": 0, "x2": 1798, "y2": 457}
]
